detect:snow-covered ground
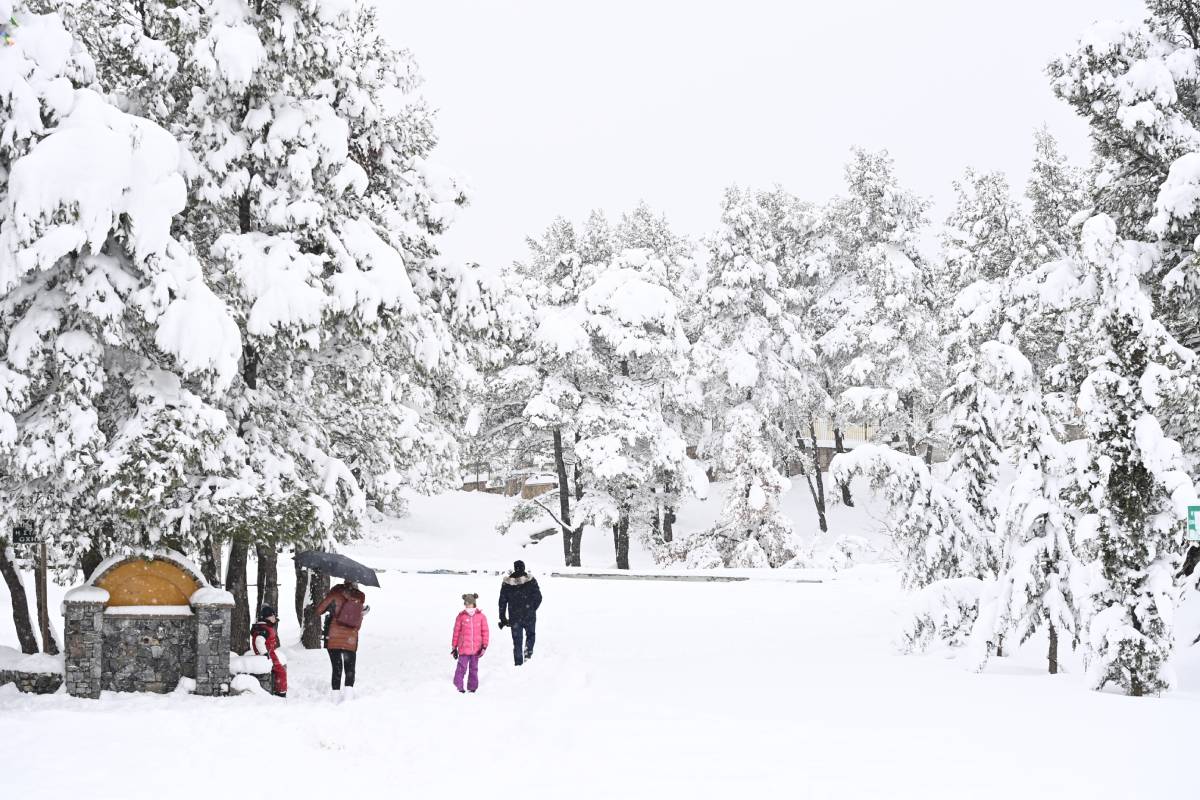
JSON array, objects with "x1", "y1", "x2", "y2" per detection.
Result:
[{"x1": 1, "y1": 485, "x2": 1198, "y2": 799}]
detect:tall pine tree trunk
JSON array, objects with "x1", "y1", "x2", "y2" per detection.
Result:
[
  {"x1": 613, "y1": 512, "x2": 630, "y2": 570},
  {"x1": 294, "y1": 560, "x2": 308, "y2": 625},
  {"x1": 553, "y1": 428, "x2": 575, "y2": 566},
  {"x1": 568, "y1": 528, "x2": 582, "y2": 568},
  {"x1": 255, "y1": 542, "x2": 278, "y2": 613},
  {"x1": 1047, "y1": 623, "x2": 1058, "y2": 675},
  {"x1": 809, "y1": 422, "x2": 828, "y2": 533},
  {"x1": 833, "y1": 426, "x2": 853, "y2": 506},
  {"x1": 229, "y1": 179, "x2": 263, "y2": 649},
  {"x1": 199, "y1": 534, "x2": 222, "y2": 587},
  {"x1": 901, "y1": 395, "x2": 919, "y2": 457},
  {"x1": 301, "y1": 570, "x2": 330, "y2": 649},
  {"x1": 797, "y1": 463, "x2": 823, "y2": 533},
  {"x1": 650, "y1": 493, "x2": 662, "y2": 541},
  {"x1": 35, "y1": 543, "x2": 57, "y2": 655},
  {"x1": 567, "y1": 434, "x2": 584, "y2": 567},
  {"x1": 226, "y1": 538, "x2": 251, "y2": 655},
  {"x1": 663, "y1": 506, "x2": 675, "y2": 543},
  {"x1": 0, "y1": 545, "x2": 39, "y2": 655}
]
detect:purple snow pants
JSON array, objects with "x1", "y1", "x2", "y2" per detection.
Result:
[{"x1": 454, "y1": 654, "x2": 480, "y2": 692}]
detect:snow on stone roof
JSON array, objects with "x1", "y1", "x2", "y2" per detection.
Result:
[
  {"x1": 189, "y1": 587, "x2": 235, "y2": 606},
  {"x1": 85, "y1": 547, "x2": 209, "y2": 588},
  {"x1": 63, "y1": 585, "x2": 110, "y2": 605}
]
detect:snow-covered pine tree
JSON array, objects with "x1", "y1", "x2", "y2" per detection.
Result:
[
  {"x1": 494, "y1": 217, "x2": 595, "y2": 566},
  {"x1": 763, "y1": 192, "x2": 840, "y2": 533},
  {"x1": 1048, "y1": 10, "x2": 1197, "y2": 241},
  {"x1": 830, "y1": 444, "x2": 987, "y2": 651},
  {"x1": 941, "y1": 168, "x2": 1037, "y2": 289},
  {"x1": 574, "y1": 251, "x2": 693, "y2": 568},
  {"x1": 1025, "y1": 127, "x2": 1087, "y2": 259},
  {"x1": 936, "y1": 175, "x2": 1032, "y2": 576},
  {"x1": 972, "y1": 341, "x2": 1082, "y2": 674},
  {"x1": 500, "y1": 225, "x2": 693, "y2": 569},
  {"x1": 613, "y1": 203, "x2": 703, "y2": 544},
  {"x1": 615, "y1": 201, "x2": 692, "y2": 267},
  {"x1": 828, "y1": 169, "x2": 1005, "y2": 647},
  {"x1": 692, "y1": 406, "x2": 795, "y2": 568},
  {"x1": 681, "y1": 187, "x2": 813, "y2": 567},
  {"x1": 0, "y1": 3, "x2": 241, "y2": 571},
  {"x1": 51, "y1": 0, "x2": 477, "y2": 649},
  {"x1": 1047, "y1": 4, "x2": 1200, "y2": 357},
  {"x1": 941, "y1": 353, "x2": 1004, "y2": 574},
  {"x1": 817, "y1": 149, "x2": 941, "y2": 461},
  {"x1": 1074, "y1": 214, "x2": 1196, "y2": 695}
]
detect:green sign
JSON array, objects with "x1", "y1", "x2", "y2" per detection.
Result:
[
  {"x1": 1188, "y1": 506, "x2": 1200, "y2": 543},
  {"x1": 11, "y1": 524, "x2": 35, "y2": 545}
]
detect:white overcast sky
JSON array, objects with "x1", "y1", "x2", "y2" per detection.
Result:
[{"x1": 376, "y1": 0, "x2": 1147, "y2": 268}]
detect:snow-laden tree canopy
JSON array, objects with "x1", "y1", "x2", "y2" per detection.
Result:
[
  {"x1": 0, "y1": 3, "x2": 243, "y2": 559},
  {"x1": 30, "y1": 0, "x2": 497, "y2": 557}
]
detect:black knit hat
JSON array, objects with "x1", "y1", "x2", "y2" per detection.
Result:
[
  {"x1": 259, "y1": 604, "x2": 277, "y2": 621},
  {"x1": 513, "y1": 560, "x2": 526, "y2": 575}
]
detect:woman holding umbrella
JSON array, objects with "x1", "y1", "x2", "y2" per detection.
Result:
[
  {"x1": 313, "y1": 580, "x2": 368, "y2": 701},
  {"x1": 296, "y1": 551, "x2": 379, "y2": 702}
]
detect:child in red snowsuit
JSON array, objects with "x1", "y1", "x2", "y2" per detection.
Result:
[{"x1": 251, "y1": 605, "x2": 287, "y2": 697}]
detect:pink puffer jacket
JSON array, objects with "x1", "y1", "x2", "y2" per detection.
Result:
[{"x1": 451, "y1": 610, "x2": 490, "y2": 656}]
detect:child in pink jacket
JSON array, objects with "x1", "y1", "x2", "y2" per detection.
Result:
[{"x1": 451, "y1": 593, "x2": 490, "y2": 693}]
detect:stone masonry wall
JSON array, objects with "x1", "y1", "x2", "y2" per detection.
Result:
[
  {"x1": 102, "y1": 613, "x2": 196, "y2": 693},
  {"x1": 193, "y1": 603, "x2": 231, "y2": 696},
  {"x1": 63, "y1": 600, "x2": 105, "y2": 699},
  {"x1": 0, "y1": 670, "x2": 63, "y2": 694}
]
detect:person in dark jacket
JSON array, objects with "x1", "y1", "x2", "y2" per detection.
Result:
[{"x1": 498, "y1": 560, "x2": 542, "y2": 665}]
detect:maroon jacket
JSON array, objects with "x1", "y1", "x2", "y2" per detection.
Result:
[{"x1": 314, "y1": 583, "x2": 366, "y2": 652}]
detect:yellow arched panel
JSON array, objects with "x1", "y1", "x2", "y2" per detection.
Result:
[{"x1": 94, "y1": 559, "x2": 201, "y2": 606}]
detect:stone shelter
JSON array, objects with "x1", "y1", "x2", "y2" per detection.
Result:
[{"x1": 62, "y1": 549, "x2": 233, "y2": 698}]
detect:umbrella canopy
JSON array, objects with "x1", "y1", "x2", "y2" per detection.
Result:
[{"x1": 294, "y1": 551, "x2": 381, "y2": 588}]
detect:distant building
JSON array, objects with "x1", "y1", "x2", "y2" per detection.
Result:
[{"x1": 462, "y1": 467, "x2": 558, "y2": 499}]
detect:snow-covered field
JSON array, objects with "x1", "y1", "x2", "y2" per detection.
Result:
[
  {"x1": 355, "y1": 478, "x2": 891, "y2": 572},
  {"x1": 2, "y1": 487, "x2": 1198, "y2": 799}
]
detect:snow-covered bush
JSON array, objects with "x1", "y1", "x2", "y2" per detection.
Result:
[
  {"x1": 831, "y1": 445, "x2": 986, "y2": 590},
  {"x1": 673, "y1": 406, "x2": 797, "y2": 568},
  {"x1": 899, "y1": 577, "x2": 985, "y2": 654}
]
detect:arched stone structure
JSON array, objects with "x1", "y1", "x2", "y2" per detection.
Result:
[{"x1": 63, "y1": 550, "x2": 233, "y2": 698}]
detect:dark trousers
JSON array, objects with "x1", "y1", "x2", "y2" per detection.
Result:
[
  {"x1": 510, "y1": 618, "x2": 536, "y2": 664},
  {"x1": 329, "y1": 648, "x2": 356, "y2": 689}
]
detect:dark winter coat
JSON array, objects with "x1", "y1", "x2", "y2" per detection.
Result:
[
  {"x1": 314, "y1": 583, "x2": 366, "y2": 652},
  {"x1": 498, "y1": 572, "x2": 542, "y2": 625}
]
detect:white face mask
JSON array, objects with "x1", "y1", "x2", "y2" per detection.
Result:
[{"x1": 465, "y1": 606, "x2": 477, "y2": 615}]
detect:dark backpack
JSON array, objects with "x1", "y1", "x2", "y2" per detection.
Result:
[{"x1": 334, "y1": 592, "x2": 365, "y2": 629}]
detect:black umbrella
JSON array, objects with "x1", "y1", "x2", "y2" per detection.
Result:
[{"x1": 294, "y1": 551, "x2": 381, "y2": 587}]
